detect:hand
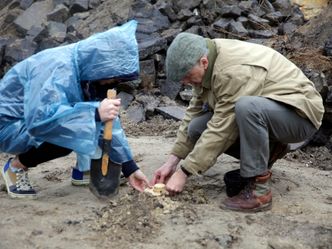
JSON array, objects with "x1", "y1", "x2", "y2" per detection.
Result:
[
  {"x1": 128, "y1": 170, "x2": 151, "y2": 192},
  {"x1": 165, "y1": 169, "x2": 188, "y2": 194},
  {"x1": 151, "y1": 154, "x2": 181, "y2": 185},
  {"x1": 98, "y1": 98, "x2": 121, "y2": 122}
]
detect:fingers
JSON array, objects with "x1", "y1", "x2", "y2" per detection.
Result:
[
  {"x1": 133, "y1": 183, "x2": 145, "y2": 192},
  {"x1": 143, "y1": 177, "x2": 153, "y2": 188},
  {"x1": 151, "y1": 173, "x2": 166, "y2": 185},
  {"x1": 98, "y1": 98, "x2": 121, "y2": 121}
]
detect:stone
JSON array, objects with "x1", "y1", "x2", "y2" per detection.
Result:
[
  {"x1": 14, "y1": 0, "x2": 53, "y2": 35},
  {"x1": 155, "y1": 106, "x2": 186, "y2": 121},
  {"x1": 47, "y1": 4, "x2": 69, "y2": 22}
]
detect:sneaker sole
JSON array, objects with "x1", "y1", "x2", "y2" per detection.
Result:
[
  {"x1": 71, "y1": 179, "x2": 90, "y2": 186},
  {"x1": 1, "y1": 166, "x2": 37, "y2": 199}
]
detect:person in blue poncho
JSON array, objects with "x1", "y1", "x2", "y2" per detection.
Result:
[{"x1": 0, "y1": 20, "x2": 150, "y2": 199}]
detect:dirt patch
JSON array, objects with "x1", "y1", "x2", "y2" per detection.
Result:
[
  {"x1": 0, "y1": 134, "x2": 331, "y2": 249},
  {"x1": 122, "y1": 114, "x2": 181, "y2": 137},
  {"x1": 286, "y1": 146, "x2": 332, "y2": 171}
]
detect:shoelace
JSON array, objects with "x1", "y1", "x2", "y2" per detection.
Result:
[{"x1": 16, "y1": 169, "x2": 33, "y2": 191}]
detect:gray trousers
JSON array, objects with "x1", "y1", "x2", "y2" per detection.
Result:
[{"x1": 187, "y1": 96, "x2": 317, "y2": 177}]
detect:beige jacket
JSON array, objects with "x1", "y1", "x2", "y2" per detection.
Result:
[{"x1": 171, "y1": 38, "x2": 324, "y2": 175}]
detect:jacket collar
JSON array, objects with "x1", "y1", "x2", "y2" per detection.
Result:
[{"x1": 202, "y1": 38, "x2": 217, "y2": 89}]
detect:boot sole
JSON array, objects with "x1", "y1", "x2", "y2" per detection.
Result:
[{"x1": 220, "y1": 201, "x2": 272, "y2": 213}]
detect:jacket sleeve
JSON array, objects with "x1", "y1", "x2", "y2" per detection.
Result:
[
  {"x1": 23, "y1": 67, "x2": 100, "y2": 155},
  {"x1": 171, "y1": 87, "x2": 206, "y2": 159},
  {"x1": 182, "y1": 65, "x2": 267, "y2": 175}
]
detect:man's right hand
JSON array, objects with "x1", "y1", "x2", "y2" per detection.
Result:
[
  {"x1": 98, "y1": 98, "x2": 121, "y2": 122},
  {"x1": 151, "y1": 154, "x2": 181, "y2": 184}
]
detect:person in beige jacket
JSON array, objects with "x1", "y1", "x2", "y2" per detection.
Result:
[{"x1": 152, "y1": 32, "x2": 324, "y2": 212}]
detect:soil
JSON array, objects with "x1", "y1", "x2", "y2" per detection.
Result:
[{"x1": 0, "y1": 117, "x2": 331, "y2": 249}]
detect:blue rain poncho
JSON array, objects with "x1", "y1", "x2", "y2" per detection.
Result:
[{"x1": 0, "y1": 20, "x2": 139, "y2": 165}]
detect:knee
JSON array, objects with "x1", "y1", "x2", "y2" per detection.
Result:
[
  {"x1": 235, "y1": 96, "x2": 262, "y2": 117},
  {"x1": 188, "y1": 121, "x2": 200, "y2": 141}
]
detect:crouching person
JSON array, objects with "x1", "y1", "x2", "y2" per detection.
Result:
[
  {"x1": 0, "y1": 20, "x2": 150, "y2": 199},
  {"x1": 152, "y1": 32, "x2": 324, "y2": 212}
]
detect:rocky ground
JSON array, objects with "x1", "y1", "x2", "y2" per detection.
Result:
[{"x1": 0, "y1": 118, "x2": 331, "y2": 249}]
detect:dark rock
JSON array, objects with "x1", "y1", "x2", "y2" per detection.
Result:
[
  {"x1": 238, "y1": 1, "x2": 264, "y2": 17},
  {"x1": 26, "y1": 25, "x2": 48, "y2": 43},
  {"x1": 200, "y1": 1, "x2": 218, "y2": 24},
  {"x1": 323, "y1": 36, "x2": 332, "y2": 56},
  {"x1": 155, "y1": 106, "x2": 186, "y2": 121},
  {"x1": 4, "y1": 38, "x2": 37, "y2": 64},
  {"x1": 4, "y1": 9, "x2": 22, "y2": 24},
  {"x1": 259, "y1": 0, "x2": 275, "y2": 14},
  {"x1": 218, "y1": 5, "x2": 242, "y2": 18},
  {"x1": 264, "y1": 11, "x2": 285, "y2": 25},
  {"x1": 272, "y1": 0, "x2": 292, "y2": 17},
  {"x1": 138, "y1": 37, "x2": 167, "y2": 60},
  {"x1": 177, "y1": 9, "x2": 194, "y2": 21},
  {"x1": 238, "y1": 1, "x2": 254, "y2": 15},
  {"x1": 47, "y1": 4, "x2": 69, "y2": 23},
  {"x1": 0, "y1": 38, "x2": 11, "y2": 66},
  {"x1": 160, "y1": 28, "x2": 182, "y2": 43},
  {"x1": 118, "y1": 79, "x2": 141, "y2": 93},
  {"x1": 310, "y1": 120, "x2": 332, "y2": 146},
  {"x1": 8, "y1": 0, "x2": 20, "y2": 10},
  {"x1": 186, "y1": 16, "x2": 204, "y2": 28},
  {"x1": 213, "y1": 18, "x2": 233, "y2": 31},
  {"x1": 156, "y1": 1, "x2": 178, "y2": 22},
  {"x1": 118, "y1": 91, "x2": 134, "y2": 110},
  {"x1": 89, "y1": 0, "x2": 101, "y2": 9},
  {"x1": 0, "y1": 0, "x2": 12, "y2": 9},
  {"x1": 247, "y1": 14, "x2": 270, "y2": 30},
  {"x1": 131, "y1": 0, "x2": 171, "y2": 34},
  {"x1": 47, "y1": 21, "x2": 67, "y2": 43},
  {"x1": 125, "y1": 103, "x2": 146, "y2": 123},
  {"x1": 135, "y1": 94, "x2": 160, "y2": 117},
  {"x1": 38, "y1": 37, "x2": 62, "y2": 51},
  {"x1": 14, "y1": 0, "x2": 53, "y2": 35},
  {"x1": 228, "y1": 20, "x2": 249, "y2": 38},
  {"x1": 281, "y1": 22, "x2": 298, "y2": 35},
  {"x1": 172, "y1": 0, "x2": 201, "y2": 13},
  {"x1": 52, "y1": 0, "x2": 71, "y2": 8},
  {"x1": 20, "y1": 0, "x2": 33, "y2": 10},
  {"x1": 69, "y1": 0, "x2": 89, "y2": 15},
  {"x1": 248, "y1": 29, "x2": 276, "y2": 39},
  {"x1": 65, "y1": 31, "x2": 81, "y2": 43},
  {"x1": 160, "y1": 79, "x2": 182, "y2": 100},
  {"x1": 65, "y1": 15, "x2": 81, "y2": 33},
  {"x1": 289, "y1": 5, "x2": 305, "y2": 25},
  {"x1": 306, "y1": 70, "x2": 327, "y2": 93}
]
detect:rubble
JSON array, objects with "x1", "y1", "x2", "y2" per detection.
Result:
[{"x1": 0, "y1": 0, "x2": 331, "y2": 148}]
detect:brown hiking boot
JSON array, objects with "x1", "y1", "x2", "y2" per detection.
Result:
[
  {"x1": 268, "y1": 143, "x2": 290, "y2": 168},
  {"x1": 221, "y1": 171, "x2": 272, "y2": 212}
]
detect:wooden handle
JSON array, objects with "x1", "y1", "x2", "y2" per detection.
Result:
[
  {"x1": 103, "y1": 89, "x2": 117, "y2": 140},
  {"x1": 101, "y1": 89, "x2": 117, "y2": 176}
]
